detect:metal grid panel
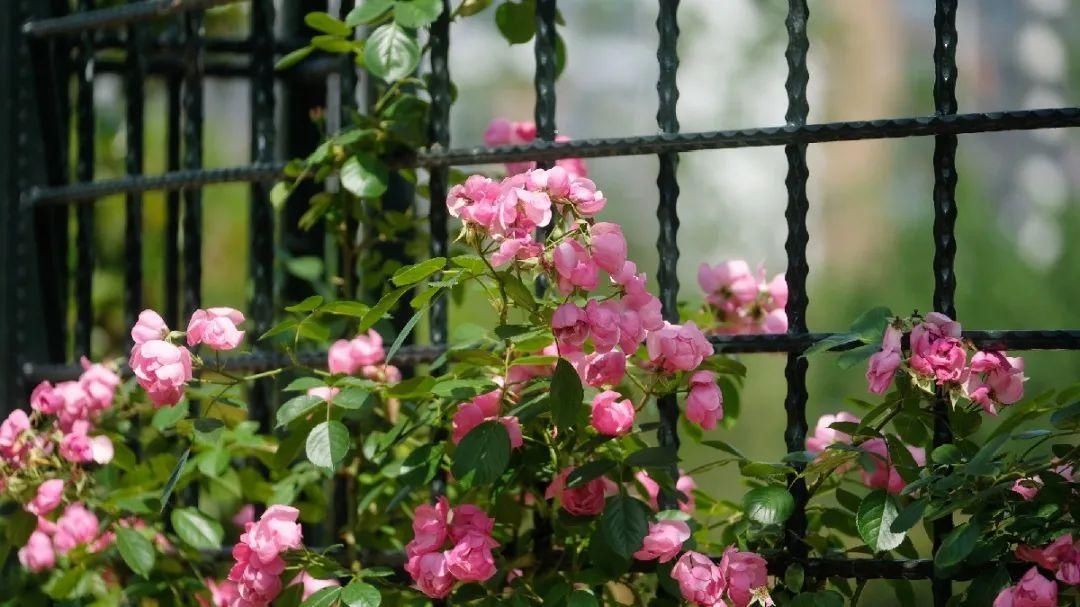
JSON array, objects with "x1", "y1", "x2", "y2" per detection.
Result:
[{"x1": 5, "y1": 1, "x2": 1079, "y2": 605}]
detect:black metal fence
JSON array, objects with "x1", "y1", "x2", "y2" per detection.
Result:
[{"x1": 1, "y1": 1, "x2": 1079, "y2": 605}]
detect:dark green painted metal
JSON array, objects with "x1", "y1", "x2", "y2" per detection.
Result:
[
  {"x1": 74, "y1": 0, "x2": 96, "y2": 357},
  {"x1": 164, "y1": 73, "x2": 182, "y2": 326},
  {"x1": 931, "y1": 1, "x2": 959, "y2": 604},
  {"x1": 23, "y1": 0, "x2": 243, "y2": 37},
  {"x1": 655, "y1": 0, "x2": 682, "y2": 512},
  {"x1": 181, "y1": 9, "x2": 204, "y2": 315},
  {"x1": 124, "y1": 0, "x2": 145, "y2": 340},
  {"x1": 782, "y1": 0, "x2": 811, "y2": 559}
]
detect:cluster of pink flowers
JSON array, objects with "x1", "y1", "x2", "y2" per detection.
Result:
[
  {"x1": 865, "y1": 313, "x2": 1026, "y2": 415},
  {"x1": 19, "y1": 500, "x2": 110, "y2": 572},
  {"x1": 1016, "y1": 534, "x2": 1080, "y2": 587},
  {"x1": 451, "y1": 388, "x2": 523, "y2": 448},
  {"x1": 698, "y1": 260, "x2": 787, "y2": 335},
  {"x1": 483, "y1": 118, "x2": 587, "y2": 179},
  {"x1": 404, "y1": 497, "x2": 500, "y2": 598},
  {"x1": 671, "y1": 548, "x2": 772, "y2": 607},
  {"x1": 227, "y1": 505, "x2": 304, "y2": 607},
  {"x1": 327, "y1": 328, "x2": 401, "y2": 384},
  {"x1": 994, "y1": 567, "x2": 1059, "y2": 607},
  {"x1": 805, "y1": 412, "x2": 925, "y2": 495}
]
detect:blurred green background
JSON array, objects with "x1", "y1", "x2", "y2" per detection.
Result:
[{"x1": 78, "y1": 0, "x2": 1077, "y2": 599}]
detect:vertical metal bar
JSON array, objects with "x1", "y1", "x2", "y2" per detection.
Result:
[
  {"x1": 533, "y1": 0, "x2": 557, "y2": 148},
  {"x1": 931, "y1": 1, "x2": 958, "y2": 604},
  {"x1": 164, "y1": 73, "x2": 181, "y2": 327},
  {"x1": 124, "y1": 0, "x2": 144, "y2": 338},
  {"x1": 655, "y1": 0, "x2": 682, "y2": 510},
  {"x1": 248, "y1": 0, "x2": 275, "y2": 432},
  {"x1": 427, "y1": 0, "x2": 450, "y2": 357},
  {"x1": 782, "y1": 0, "x2": 811, "y2": 558},
  {"x1": 181, "y1": 9, "x2": 203, "y2": 316},
  {"x1": 74, "y1": 0, "x2": 95, "y2": 358}
]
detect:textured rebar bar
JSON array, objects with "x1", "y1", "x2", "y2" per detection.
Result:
[
  {"x1": 931, "y1": 1, "x2": 959, "y2": 604},
  {"x1": 427, "y1": 0, "x2": 450, "y2": 355},
  {"x1": 164, "y1": 74, "x2": 182, "y2": 326},
  {"x1": 782, "y1": 0, "x2": 811, "y2": 559},
  {"x1": 248, "y1": 0, "x2": 275, "y2": 432},
  {"x1": 23, "y1": 0, "x2": 244, "y2": 37},
  {"x1": 655, "y1": 0, "x2": 682, "y2": 511},
  {"x1": 74, "y1": 0, "x2": 95, "y2": 357},
  {"x1": 124, "y1": 0, "x2": 145, "y2": 340},
  {"x1": 533, "y1": 0, "x2": 557, "y2": 145},
  {"x1": 181, "y1": 10, "x2": 203, "y2": 316}
]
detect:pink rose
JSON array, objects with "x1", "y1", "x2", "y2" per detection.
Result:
[
  {"x1": 30, "y1": 381, "x2": 64, "y2": 414},
  {"x1": 567, "y1": 176, "x2": 605, "y2": 215},
  {"x1": 447, "y1": 175, "x2": 501, "y2": 230},
  {"x1": 671, "y1": 550, "x2": 726, "y2": 606},
  {"x1": 449, "y1": 504, "x2": 494, "y2": 543},
  {"x1": 909, "y1": 336, "x2": 967, "y2": 385},
  {"x1": 686, "y1": 370, "x2": 723, "y2": 430},
  {"x1": 552, "y1": 240, "x2": 598, "y2": 294},
  {"x1": 131, "y1": 309, "x2": 169, "y2": 344},
  {"x1": 761, "y1": 308, "x2": 788, "y2": 334},
  {"x1": 187, "y1": 307, "x2": 246, "y2": 351},
  {"x1": 407, "y1": 551, "x2": 455, "y2": 599},
  {"x1": 407, "y1": 497, "x2": 450, "y2": 557},
  {"x1": 306, "y1": 386, "x2": 340, "y2": 403},
  {"x1": 228, "y1": 545, "x2": 285, "y2": 607},
  {"x1": 552, "y1": 303, "x2": 589, "y2": 348},
  {"x1": 59, "y1": 427, "x2": 93, "y2": 463},
  {"x1": 130, "y1": 339, "x2": 193, "y2": 407},
  {"x1": 350, "y1": 329, "x2": 385, "y2": 365},
  {"x1": 241, "y1": 505, "x2": 303, "y2": 565},
  {"x1": 581, "y1": 350, "x2": 627, "y2": 388},
  {"x1": 634, "y1": 470, "x2": 696, "y2": 513},
  {"x1": 290, "y1": 572, "x2": 340, "y2": 601},
  {"x1": 490, "y1": 236, "x2": 541, "y2": 267},
  {"x1": 590, "y1": 222, "x2": 627, "y2": 274},
  {"x1": 53, "y1": 503, "x2": 100, "y2": 555},
  {"x1": 966, "y1": 351, "x2": 1026, "y2": 415},
  {"x1": 495, "y1": 187, "x2": 551, "y2": 234},
  {"x1": 525, "y1": 166, "x2": 571, "y2": 197},
  {"x1": 18, "y1": 530, "x2": 55, "y2": 572},
  {"x1": 1012, "y1": 477, "x2": 1042, "y2": 501},
  {"x1": 53, "y1": 380, "x2": 92, "y2": 431},
  {"x1": 805, "y1": 412, "x2": 861, "y2": 454},
  {"x1": 719, "y1": 546, "x2": 770, "y2": 607},
  {"x1": 860, "y1": 438, "x2": 925, "y2": 495},
  {"x1": 590, "y1": 390, "x2": 635, "y2": 437},
  {"x1": 764, "y1": 274, "x2": 788, "y2": 310},
  {"x1": 866, "y1": 348, "x2": 901, "y2": 394},
  {"x1": 646, "y1": 321, "x2": 712, "y2": 373},
  {"x1": 545, "y1": 466, "x2": 617, "y2": 517},
  {"x1": 910, "y1": 312, "x2": 961, "y2": 357},
  {"x1": 1016, "y1": 535, "x2": 1074, "y2": 572},
  {"x1": 584, "y1": 300, "x2": 621, "y2": 353},
  {"x1": 616, "y1": 308, "x2": 647, "y2": 353},
  {"x1": 697, "y1": 260, "x2": 759, "y2": 306},
  {"x1": 0, "y1": 409, "x2": 32, "y2": 464},
  {"x1": 633, "y1": 520, "x2": 690, "y2": 563},
  {"x1": 199, "y1": 578, "x2": 239, "y2": 607},
  {"x1": 994, "y1": 567, "x2": 1058, "y2": 607},
  {"x1": 445, "y1": 532, "x2": 499, "y2": 582},
  {"x1": 78, "y1": 358, "x2": 121, "y2": 411},
  {"x1": 233, "y1": 504, "x2": 256, "y2": 528},
  {"x1": 26, "y1": 479, "x2": 64, "y2": 516}
]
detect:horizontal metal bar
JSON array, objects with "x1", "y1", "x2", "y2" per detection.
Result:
[
  {"x1": 26, "y1": 164, "x2": 284, "y2": 206},
  {"x1": 95, "y1": 55, "x2": 342, "y2": 82},
  {"x1": 94, "y1": 33, "x2": 307, "y2": 55},
  {"x1": 23, "y1": 0, "x2": 246, "y2": 37},
  {"x1": 417, "y1": 107, "x2": 1080, "y2": 167},
  {"x1": 20, "y1": 330, "x2": 1078, "y2": 382}
]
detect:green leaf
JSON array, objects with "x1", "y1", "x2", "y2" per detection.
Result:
[
  {"x1": 802, "y1": 332, "x2": 860, "y2": 357},
  {"x1": 399, "y1": 443, "x2": 445, "y2": 487},
  {"x1": 856, "y1": 490, "x2": 906, "y2": 552},
  {"x1": 625, "y1": 447, "x2": 679, "y2": 469},
  {"x1": 1050, "y1": 401, "x2": 1080, "y2": 428},
  {"x1": 934, "y1": 521, "x2": 980, "y2": 571},
  {"x1": 170, "y1": 508, "x2": 224, "y2": 550},
  {"x1": 450, "y1": 254, "x2": 487, "y2": 274},
  {"x1": 890, "y1": 498, "x2": 928, "y2": 533},
  {"x1": 452, "y1": 421, "x2": 510, "y2": 487},
  {"x1": 836, "y1": 343, "x2": 882, "y2": 370},
  {"x1": 567, "y1": 589, "x2": 599, "y2": 607},
  {"x1": 391, "y1": 257, "x2": 447, "y2": 286},
  {"x1": 342, "y1": 581, "x2": 381, "y2": 607},
  {"x1": 301, "y1": 586, "x2": 343, "y2": 607},
  {"x1": 286, "y1": 295, "x2": 324, "y2": 312},
  {"x1": 333, "y1": 388, "x2": 373, "y2": 410},
  {"x1": 385, "y1": 302, "x2": 429, "y2": 363},
  {"x1": 742, "y1": 486, "x2": 795, "y2": 525},
  {"x1": 930, "y1": 444, "x2": 963, "y2": 465},
  {"x1": 963, "y1": 432, "x2": 1009, "y2": 476},
  {"x1": 284, "y1": 377, "x2": 327, "y2": 393},
  {"x1": 385, "y1": 376, "x2": 435, "y2": 398},
  {"x1": 456, "y1": 0, "x2": 493, "y2": 17},
  {"x1": 306, "y1": 12, "x2": 352, "y2": 36},
  {"x1": 790, "y1": 590, "x2": 845, "y2": 607},
  {"x1": 431, "y1": 378, "x2": 497, "y2": 400},
  {"x1": 550, "y1": 358, "x2": 584, "y2": 430},
  {"x1": 160, "y1": 448, "x2": 190, "y2": 511},
  {"x1": 115, "y1": 527, "x2": 155, "y2": 578},
  {"x1": 275, "y1": 45, "x2": 313, "y2": 70},
  {"x1": 307, "y1": 421, "x2": 352, "y2": 472},
  {"x1": 357, "y1": 286, "x2": 409, "y2": 332},
  {"x1": 499, "y1": 271, "x2": 536, "y2": 311},
  {"x1": 312, "y1": 35, "x2": 355, "y2": 53},
  {"x1": 600, "y1": 495, "x2": 650, "y2": 558},
  {"x1": 701, "y1": 439, "x2": 747, "y2": 460},
  {"x1": 152, "y1": 401, "x2": 189, "y2": 431},
  {"x1": 364, "y1": 23, "x2": 421, "y2": 81},
  {"x1": 277, "y1": 394, "x2": 325, "y2": 428},
  {"x1": 850, "y1": 306, "x2": 893, "y2": 343},
  {"x1": 260, "y1": 318, "x2": 299, "y2": 340},
  {"x1": 963, "y1": 566, "x2": 1011, "y2": 607},
  {"x1": 341, "y1": 154, "x2": 389, "y2": 198},
  {"x1": 495, "y1": 0, "x2": 535, "y2": 44},
  {"x1": 347, "y1": 0, "x2": 394, "y2": 26},
  {"x1": 321, "y1": 300, "x2": 370, "y2": 318},
  {"x1": 394, "y1": 0, "x2": 443, "y2": 27},
  {"x1": 566, "y1": 459, "x2": 617, "y2": 488}
]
